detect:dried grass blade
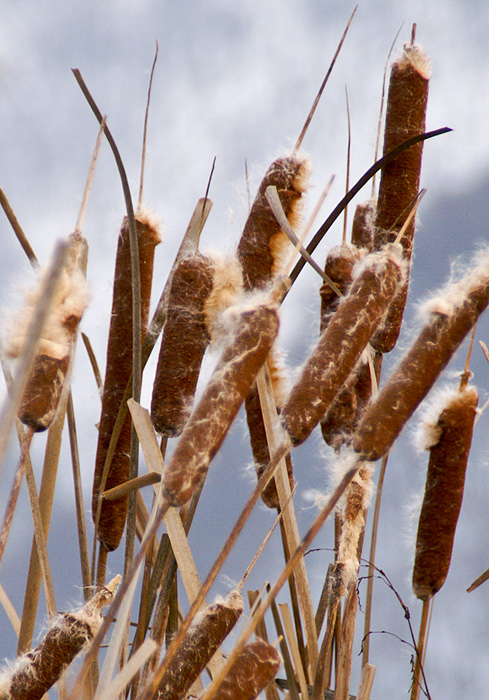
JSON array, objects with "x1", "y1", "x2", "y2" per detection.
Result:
[
  {"x1": 279, "y1": 603, "x2": 311, "y2": 700},
  {"x1": 356, "y1": 663, "x2": 376, "y2": 700},
  {"x1": 256, "y1": 366, "x2": 319, "y2": 676},
  {"x1": 294, "y1": 6, "x2": 357, "y2": 152},
  {"x1": 0, "y1": 582, "x2": 20, "y2": 637},
  {"x1": 334, "y1": 586, "x2": 358, "y2": 700},
  {"x1": 268, "y1": 589, "x2": 300, "y2": 700},
  {"x1": 266, "y1": 185, "x2": 340, "y2": 291},
  {"x1": 0, "y1": 187, "x2": 38, "y2": 267},
  {"x1": 21, "y1": 450, "x2": 57, "y2": 619},
  {"x1": 97, "y1": 639, "x2": 157, "y2": 700},
  {"x1": 103, "y1": 472, "x2": 161, "y2": 501},
  {"x1": 68, "y1": 495, "x2": 170, "y2": 700},
  {"x1": 66, "y1": 394, "x2": 91, "y2": 599},
  {"x1": 94, "y1": 480, "x2": 165, "y2": 699},
  {"x1": 163, "y1": 507, "x2": 209, "y2": 610},
  {"x1": 17, "y1": 392, "x2": 69, "y2": 654},
  {"x1": 81, "y1": 332, "x2": 103, "y2": 395},
  {"x1": 0, "y1": 430, "x2": 32, "y2": 569},
  {"x1": 237, "y1": 498, "x2": 288, "y2": 592}
]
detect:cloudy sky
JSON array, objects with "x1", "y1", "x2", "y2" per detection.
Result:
[{"x1": 1, "y1": 2, "x2": 489, "y2": 698}]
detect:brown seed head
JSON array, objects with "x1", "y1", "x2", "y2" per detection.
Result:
[
  {"x1": 237, "y1": 155, "x2": 310, "y2": 290},
  {"x1": 211, "y1": 639, "x2": 281, "y2": 700},
  {"x1": 163, "y1": 299, "x2": 280, "y2": 507},
  {"x1": 92, "y1": 212, "x2": 161, "y2": 551},
  {"x1": 412, "y1": 385, "x2": 478, "y2": 600}
]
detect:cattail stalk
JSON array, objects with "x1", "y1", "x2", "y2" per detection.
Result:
[
  {"x1": 282, "y1": 244, "x2": 405, "y2": 446},
  {"x1": 92, "y1": 211, "x2": 161, "y2": 552},
  {"x1": 412, "y1": 384, "x2": 478, "y2": 600},
  {"x1": 163, "y1": 299, "x2": 279, "y2": 507},
  {"x1": 0, "y1": 577, "x2": 119, "y2": 700},
  {"x1": 372, "y1": 40, "x2": 431, "y2": 352},
  {"x1": 154, "y1": 591, "x2": 243, "y2": 700},
  {"x1": 353, "y1": 252, "x2": 489, "y2": 462},
  {"x1": 150, "y1": 253, "x2": 214, "y2": 437},
  {"x1": 208, "y1": 639, "x2": 281, "y2": 700}
]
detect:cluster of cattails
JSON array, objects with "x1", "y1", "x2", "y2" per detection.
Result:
[{"x1": 3, "y1": 25, "x2": 489, "y2": 700}]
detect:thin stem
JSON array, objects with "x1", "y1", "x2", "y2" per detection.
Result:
[
  {"x1": 294, "y1": 6, "x2": 357, "y2": 152},
  {"x1": 362, "y1": 453, "x2": 389, "y2": 666},
  {"x1": 138, "y1": 41, "x2": 159, "y2": 209},
  {"x1": 0, "y1": 188, "x2": 39, "y2": 267},
  {"x1": 410, "y1": 599, "x2": 431, "y2": 700}
]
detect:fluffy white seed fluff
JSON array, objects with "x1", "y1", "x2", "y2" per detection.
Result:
[
  {"x1": 399, "y1": 42, "x2": 432, "y2": 81},
  {"x1": 413, "y1": 383, "x2": 480, "y2": 452},
  {"x1": 418, "y1": 247, "x2": 489, "y2": 322},
  {"x1": 203, "y1": 251, "x2": 244, "y2": 343},
  {"x1": 4, "y1": 264, "x2": 89, "y2": 362}
]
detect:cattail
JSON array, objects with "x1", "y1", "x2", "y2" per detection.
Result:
[
  {"x1": 353, "y1": 251, "x2": 489, "y2": 462},
  {"x1": 334, "y1": 458, "x2": 374, "y2": 592},
  {"x1": 412, "y1": 385, "x2": 478, "y2": 600},
  {"x1": 319, "y1": 244, "x2": 364, "y2": 329},
  {"x1": 321, "y1": 348, "x2": 383, "y2": 452},
  {"x1": 92, "y1": 209, "x2": 161, "y2": 552},
  {"x1": 371, "y1": 41, "x2": 431, "y2": 352},
  {"x1": 150, "y1": 253, "x2": 215, "y2": 437},
  {"x1": 319, "y1": 244, "x2": 365, "y2": 449},
  {"x1": 351, "y1": 200, "x2": 376, "y2": 251},
  {"x1": 237, "y1": 155, "x2": 310, "y2": 291},
  {"x1": 5, "y1": 235, "x2": 88, "y2": 431},
  {"x1": 320, "y1": 378, "x2": 357, "y2": 451},
  {"x1": 0, "y1": 576, "x2": 119, "y2": 700},
  {"x1": 156, "y1": 591, "x2": 243, "y2": 700},
  {"x1": 211, "y1": 639, "x2": 281, "y2": 700},
  {"x1": 163, "y1": 298, "x2": 279, "y2": 507},
  {"x1": 282, "y1": 244, "x2": 405, "y2": 446}
]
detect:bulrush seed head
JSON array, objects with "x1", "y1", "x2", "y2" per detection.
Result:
[
  {"x1": 92, "y1": 210, "x2": 161, "y2": 552},
  {"x1": 371, "y1": 41, "x2": 431, "y2": 353},
  {"x1": 150, "y1": 253, "x2": 215, "y2": 438},
  {"x1": 163, "y1": 298, "x2": 280, "y2": 507},
  {"x1": 412, "y1": 385, "x2": 478, "y2": 600},
  {"x1": 156, "y1": 590, "x2": 243, "y2": 700},
  {"x1": 4, "y1": 235, "x2": 89, "y2": 432},
  {"x1": 282, "y1": 243, "x2": 405, "y2": 446},
  {"x1": 210, "y1": 639, "x2": 281, "y2": 700},
  {"x1": 353, "y1": 250, "x2": 489, "y2": 462}
]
